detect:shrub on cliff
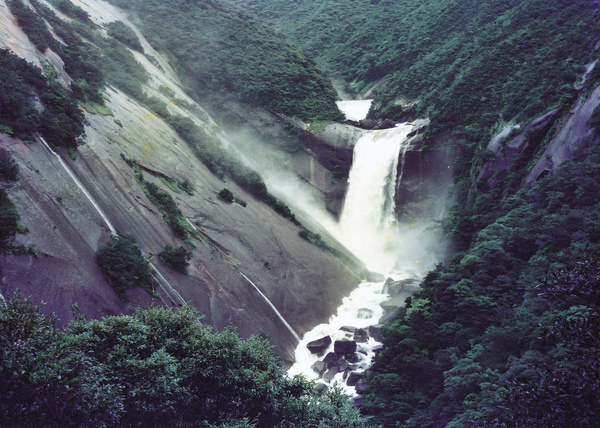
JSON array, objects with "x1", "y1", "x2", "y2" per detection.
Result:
[
  {"x1": 97, "y1": 236, "x2": 153, "y2": 301},
  {"x1": 159, "y1": 244, "x2": 191, "y2": 274}
]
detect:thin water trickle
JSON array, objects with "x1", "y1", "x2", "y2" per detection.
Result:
[{"x1": 38, "y1": 136, "x2": 118, "y2": 236}]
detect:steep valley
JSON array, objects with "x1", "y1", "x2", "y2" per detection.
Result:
[
  {"x1": 0, "y1": 0, "x2": 362, "y2": 361},
  {"x1": 2, "y1": 0, "x2": 600, "y2": 426}
]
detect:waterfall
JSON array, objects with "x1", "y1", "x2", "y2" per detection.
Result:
[
  {"x1": 338, "y1": 123, "x2": 414, "y2": 273},
  {"x1": 288, "y1": 121, "x2": 422, "y2": 395}
]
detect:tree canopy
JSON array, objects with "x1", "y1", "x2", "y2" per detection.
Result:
[{"x1": 0, "y1": 296, "x2": 366, "y2": 427}]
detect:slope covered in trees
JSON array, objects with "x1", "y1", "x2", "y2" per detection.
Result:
[
  {"x1": 0, "y1": 296, "x2": 365, "y2": 427},
  {"x1": 103, "y1": 0, "x2": 343, "y2": 122},
  {"x1": 245, "y1": 0, "x2": 600, "y2": 138}
]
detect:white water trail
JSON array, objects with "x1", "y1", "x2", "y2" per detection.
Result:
[
  {"x1": 239, "y1": 272, "x2": 301, "y2": 342},
  {"x1": 37, "y1": 136, "x2": 117, "y2": 236},
  {"x1": 37, "y1": 137, "x2": 186, "y2": 306},
  {"x1": 338, "y1": 123, "x2": 414, "y2": 273},
  {"x1": 150, "y1": 262, "x2": 186, "y2": 306},
  {"x1": 337, "y1": 99, "x2": 373, "y2": 121},
  {"x1": 289, "y1": 121, "x2": 422, "y2": 394}
]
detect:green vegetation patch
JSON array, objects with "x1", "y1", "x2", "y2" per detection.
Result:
[
  {"x1": 159, "y1": 244, "x2": 191, "y2": 274},
  {"x1": 298, "y1": 226, "x2": 341, "y2": 257},
  {"x1": 96, "y1": 235, "x2": 154, "y2": 301},
  {"x1": 122, "y1": 155, "x2": 197, "y2": 244},
  {"x1": 0, "y1": 297, "x2": 366, "y2": 426},
  {"x1": 103, "y1": 0, "x2": 343, "y2": 122},
  {"x1": 106, "y1": 20, "x2": 143, "y2": 52},
  {"x1": 0, "y1": 49, "x2": 85, "y2": 148}
]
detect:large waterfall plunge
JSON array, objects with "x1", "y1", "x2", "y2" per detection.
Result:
[
  {"x1": 338, "y1": 124, "x2": 414, "y2": 273},
  {"x1": 288, "y1": 109, "x2": 425, "y2": 394}
]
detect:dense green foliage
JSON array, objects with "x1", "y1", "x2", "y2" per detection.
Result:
[
  {"x1": 0, "y1": 48, "x2": 84, "y2": 148},
  {"x1": 359, "y1": 138, "x2": 600, "y2": 426},
  {"x1": 103, "y1": 0, "x2": 343, "y2": 122},
  {"x1": 3, "y1": 0, "x2": 148, "y2": 148},
  {"x1": 0, "y1": 297, "x2": 366, "y2": 427},
  {"x1": 96, "y1": 235, "x2": 154, "y2": 301},
  {"x1": 298, "y1": 226, "x2": 341, "y2": 257},
  {"x1": 105, "y1": 21, "x2": 143, "y2": 52},
  {"x1": 159, "y1": 244, "x2": 192, "y2": 274},
  {"x1": 247, "y1": 0, "x2": 599, "y2": 138}
]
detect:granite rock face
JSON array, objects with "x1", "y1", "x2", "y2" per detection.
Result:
[
  {"x1": 0, "y1": 0, "x2": 361, "y2": 361},
  {"x1": 474, "y1": 79, "x2": 600, "y2": 194}
]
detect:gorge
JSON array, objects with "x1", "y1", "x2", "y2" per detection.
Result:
[{"x1": 2, "y1": 0, "x2": 600, "y2": 426}]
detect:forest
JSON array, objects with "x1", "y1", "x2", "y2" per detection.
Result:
[
  {"x1": 246, "y1": 0, "x2": 600, "y2": 426},
  {"x1": 1, "y1": 0, "x2": 600, "y2": 426}
]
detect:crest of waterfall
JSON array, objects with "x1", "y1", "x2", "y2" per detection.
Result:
[{"x1": 338, "y1": 123, "x2": 414, "y2": 272}]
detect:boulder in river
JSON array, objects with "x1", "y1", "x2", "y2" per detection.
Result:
[
  {"x1": 311, "y1": 360, "x2": 327, "y2": 376},
  {"x1": 347, "y1": 371, "x2": 363, "y2": 387},
  {"x1": 354, "y1": 328, "x2": 369, "y2": 343},
  {"x1": 307, "y1": 336, "x2": 332, "y2": 354},
  {"x1": 323, "y1": 352, "x2": 343, "y2": 366},
  {"x1": 355, "y1": 378, "x2": 368, "y2": 394},
  {"x1": 334, "y1": 340, "x2": 357, "y2": 354}
]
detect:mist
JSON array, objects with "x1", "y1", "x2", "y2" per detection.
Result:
[{"x1": 224, "y1": 118, "x2": 445, "y2": 278}]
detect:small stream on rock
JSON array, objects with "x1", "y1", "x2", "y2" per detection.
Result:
[{"x1": 288, "y1": 102, "x2": 430, "y2": 397}]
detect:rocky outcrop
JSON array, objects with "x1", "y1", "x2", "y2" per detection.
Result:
[
  {"x1": 287, "y1": 123, "x2": 366, "y2": 215},
  {"x1": 524, "y1": 86, "x2": 600, "y2": 187},
  {"x1": 394, "y1": 121, "x2": 454, "y2": 221},
  {"x1": 473, "y1": 108, "x2": 562, "y2": 195}
]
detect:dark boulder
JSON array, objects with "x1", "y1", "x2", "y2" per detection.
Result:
[
  {"x1": 323, "y1": 352, "x2": 343, "y2": 366},
  {"x1": 358, "y1": 119, "x2": 378, "y2": 129},
  {"x1": 311, "y1": 360, "x2": 327, "y2": 376},
  {"x1": 316, "y1": 382, "x2": 328, "y2": 393},
  {"x1": 334, "y1": 340, "x2": 357, "y2": 354},
  {"x1": 355, "y1": 378, "x2": 368, "y2": 394},
  {"x1": 307, "y1": 336, "x2": 332, "y2": 354},
  {"x1": 345, "y1": 353, "x2": 361, "y2": 364},
  {"x1": 376, "y1": 119, "x2": 396, "y2": 129},
  {"x1": 323, "y1": 367, "x2": 339, "y2": 382},
  {"x1": 347, "y1": 371, "x2": 363, "y2": 387},
  {"x1": 354, "y1": 328, "x2": 369, "y2": 343},
  {"x1": 369, "y1": 325, "x2": 382, "y2": 342}
]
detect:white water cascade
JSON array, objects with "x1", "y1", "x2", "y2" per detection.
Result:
[
  {"x1": 338, "y1": 124, "x2": 414, "y2": 273},
  {"x1": 289, "y1": 103, "x2": 426, "y2": 395}
]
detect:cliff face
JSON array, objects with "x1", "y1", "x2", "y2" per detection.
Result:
[
  {"x1": 0, "y1": 0, "x2": 360, "y2": 360},
  {"x1": 474, "y1": 78, "x2": 600, "y2": 196},
  {"x1": 288, "y1": 120, "x2": 453, "y2": 221}
]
